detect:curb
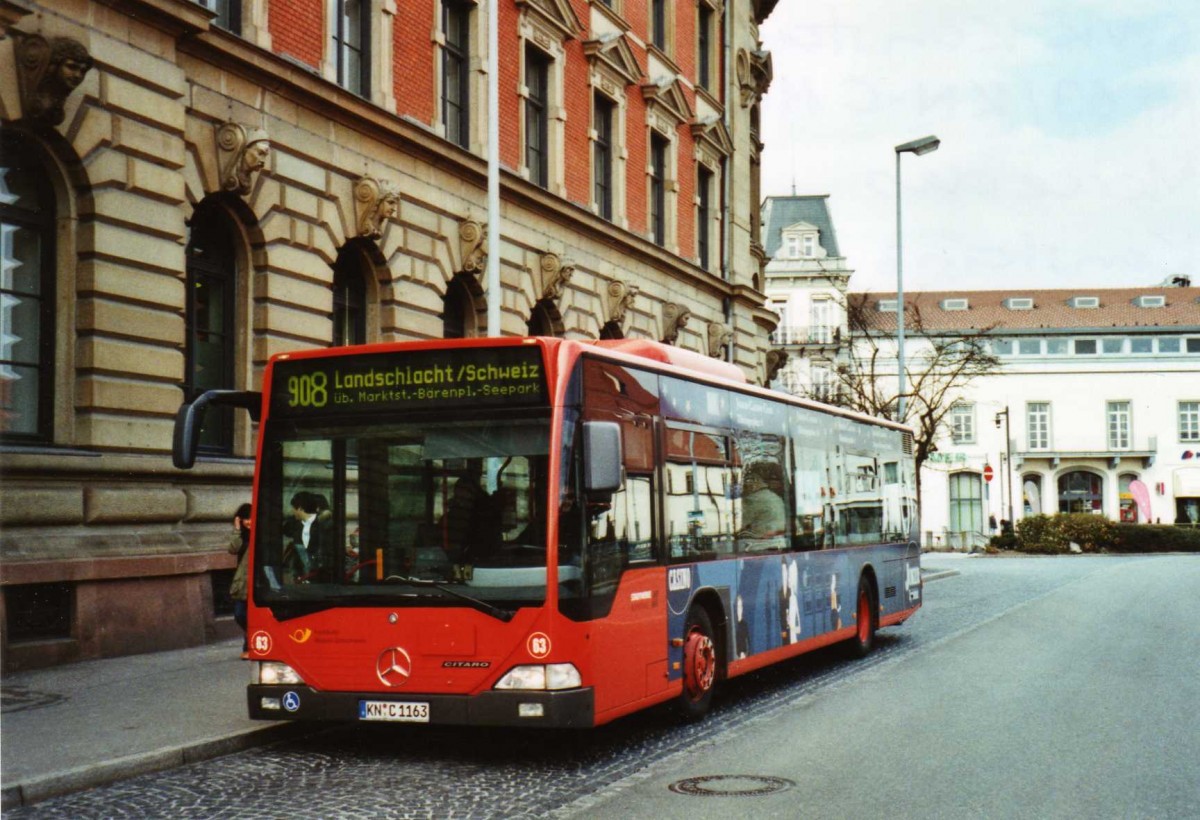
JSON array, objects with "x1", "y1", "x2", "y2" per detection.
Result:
[
  {"x1": 0, "y1": 722, "x2": 316, "y2": 810},
  {"x1": 921, "y1": 569, "x2": 960, "y2": 582}
]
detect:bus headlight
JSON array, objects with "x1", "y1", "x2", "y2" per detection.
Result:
[
  {"x1": 254, "y1": 661, "x2": 305, "y2": 685},
  {"x1": 494, "y1": 663, "x2": 581, "y2": 691}
]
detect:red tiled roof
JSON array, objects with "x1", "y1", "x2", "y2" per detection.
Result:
[{"x1": 851, "y1": 287, "x2": 1200, "y2": 333}]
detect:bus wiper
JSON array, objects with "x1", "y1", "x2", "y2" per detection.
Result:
[{"x1": 385, "y1": 576, "x2": 515, "y2": 622}]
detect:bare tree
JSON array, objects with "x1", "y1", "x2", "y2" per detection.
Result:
[{"x1": 800, "y1": 295, "x2": 1000, "y2": 503}]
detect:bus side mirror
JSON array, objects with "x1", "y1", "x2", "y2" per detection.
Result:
[
  {"x1": 583, "y1": 421, "x2": 623, "y2": 497},
  {"x1": 172, "y1": 389, "x2": 262, "y2": 469}
]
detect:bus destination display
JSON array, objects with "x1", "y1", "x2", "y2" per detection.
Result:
[{"x1": 271, "y1": 346, "x2": 547, "y2": 416}]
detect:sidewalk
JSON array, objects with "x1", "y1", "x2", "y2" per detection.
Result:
[{"x1": 0, "y1": 638, "x2": 306, "y2": 810}]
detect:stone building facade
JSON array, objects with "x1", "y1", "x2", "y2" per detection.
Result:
[{"x1": 0, "y1": 0, "x2": 780, "y2": 670}]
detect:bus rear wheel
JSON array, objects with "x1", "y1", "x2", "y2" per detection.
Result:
[
  {"x1": 848, "y1": 578, "x2": 877, "y2": 658},
  {"x1": 676, "y1": 606, "x2": 717, "y2": 720}
]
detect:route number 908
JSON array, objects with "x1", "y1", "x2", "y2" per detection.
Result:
[{"x1": 288, "y1": 373, "x2": 328, "y2": 408}]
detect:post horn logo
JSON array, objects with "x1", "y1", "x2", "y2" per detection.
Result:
[
  {"x1": 376, "y1": 647, "x2": 413, "y2": 687},
  {"x1": 289, "y1": 628, "x2": 313, "y2": 644}
]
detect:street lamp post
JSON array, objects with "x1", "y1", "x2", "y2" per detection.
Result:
[
  {"x1": 894, "y1": 135, "x2": 940, "y2": 420},
  {"x1": 995, "y1": 406, "x2": 1014, "y2": 525}
]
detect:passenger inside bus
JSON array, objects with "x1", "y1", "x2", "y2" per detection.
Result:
[
  {"x1": 282, "y1": 491, "x2": 334, "y2": 582},
  {"x1": 738, "y1": 461, "x2": 787, "y2": 539}
]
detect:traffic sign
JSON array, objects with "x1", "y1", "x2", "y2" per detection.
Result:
[{"x1": 983, "y1": 464, "x2": 994, "y2": 482}]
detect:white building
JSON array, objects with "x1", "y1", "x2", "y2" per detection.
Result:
[
  {"x1": 760, "y1": 196, "x2": 851, "y2": 401},
  {"x1": 763, "y1": 197, "x2": 1200, "y2": 548}
]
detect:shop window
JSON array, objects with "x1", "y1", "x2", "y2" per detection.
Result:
[
  {"x1": 1022, "y1": 474, "x2": 1044, "y2": 516},
  {"x1": 1118, "y1": 473, "x2": 1140, "y2": 523},
  {"x1": 1058, "y1": 470, "x2": 1103, "y2": 515}
]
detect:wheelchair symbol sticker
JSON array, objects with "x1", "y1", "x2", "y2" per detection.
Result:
[{"x1": 282, "y1": 691, "x2": 301, "y2": 712}]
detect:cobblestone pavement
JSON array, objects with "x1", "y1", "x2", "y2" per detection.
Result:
[{"x1": 8, "y1": 555, "x2": 1150, "y2": 819}]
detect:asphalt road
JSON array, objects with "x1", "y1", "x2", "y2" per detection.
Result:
[{"x1": 10, "y1": 554, "x2": 1199, "y2": 819}]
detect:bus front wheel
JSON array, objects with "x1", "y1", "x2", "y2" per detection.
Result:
[
  {"x1": 676, "y1": 606, "x2": 717, "y2": 720},
  {"x1": 848, "y1": 577, "x2": 877, "y2": 658}
]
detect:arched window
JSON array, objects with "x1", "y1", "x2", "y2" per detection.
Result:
[
  {"x1": 948, "y1": 472, "x2": 983, "y2": 541},
  {"x1": 442, "y1": 274, "x2": 477, "y2": 339},
  {"x1": 1022, "y1": 474, "x2": 1044, "y2": 516},
  {"x1": 1058, "y1": 470, "x2": 1103, "y2": 515},
  {"x1": 0, "y1": 131, "x2": 56, "y2": 441},
  {"x1": 527, "y1": 300, "x2": 555, "y2": 337},
  {"x1": 185, "y1": 199, "x2": 238, "y2": 454},
  {"x1": 1118, "y1": 472, "x2": 1140, "y2": 522},
  {"x1": 599, "y1": 320, "x2": 624, "y2": 340},
  {"x1": 332, "y1": 245, "x2": 368, "y2": 347}
]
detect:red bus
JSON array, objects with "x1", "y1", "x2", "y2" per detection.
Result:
[{"x1": 174, "y1": 337, "x2": 921, "y2": 727}]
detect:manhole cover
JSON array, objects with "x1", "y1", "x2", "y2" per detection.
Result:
[
  {"x1": 1, "y1": 685, "x2": 66, "y2": 714},
  {"x1": 668, "y1": 775, "x2": 795, "y2": 797}
]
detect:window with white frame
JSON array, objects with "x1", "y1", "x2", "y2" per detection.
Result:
[
  {"x1": 441, "y1": 0, "x2": 472, "y2": 149},
  {"x1": 594, "y1": 93, "x2": 615, "y2": 220},
  {"x1": 198, "y1": 0, "x2": 241, "y2": 33},
  {"x1": 332, "y1": 0, "x2": 369, "y2": 96},
  {"x1": 1027, "y1": 402, "x2": 1050, "y2": 450},
  {"x1": 650, "y1": 0, "x2": 669, "y2": 52},
  {"x1": 811, "y1": 362, "x2": 833, "y2": 402},
  {"x1": 525, "y1": 44, "x2": 551, "y2": 189},
  {"x1": 1180, "y1": 401, "x2": 1200, "y2": 442},
  {"x1": 784, "y1": 234, "x2": 799, "y2": 258},
  {"x1": 696, "y1": 165, "x2": 712, "y2": 270},
  {"x1": 649, "y1": 132, "x2": 668, "y2": 246},
  {"x1": 1107, "y1": 401, "x2": 1131, "y2": 450},
  {"x1": 1, "y1": 131, "x2": 57, "y2": 443},
  {"x1": 697, "y1": 3, "x2": 714, "y2": 91},
  {"x1": 810, "y1": 298, "x2": 833, "y2": 343},
  {"x1": 950, "y1": 403, "x2": 976, "y2": 445}
]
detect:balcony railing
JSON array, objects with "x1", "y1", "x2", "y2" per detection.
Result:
[{"x1": 769, "y1": 325, "x2": 840, "y2": 346}]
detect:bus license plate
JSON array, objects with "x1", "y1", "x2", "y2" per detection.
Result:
[{"x1": 359, "y1": 700, "x2": 430, "y2": 723}]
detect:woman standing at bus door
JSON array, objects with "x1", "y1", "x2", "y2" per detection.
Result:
[{"x1": 228, "y1": 502, "x2": 252, "y2": 658}]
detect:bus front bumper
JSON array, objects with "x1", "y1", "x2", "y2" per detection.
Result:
[{"x1": 248, "y1": 684, "x2": 595, "y2": 728}]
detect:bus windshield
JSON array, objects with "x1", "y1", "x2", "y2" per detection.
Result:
[{"x1": 254, "y1": 413, "x2": 556, "y2": 616}]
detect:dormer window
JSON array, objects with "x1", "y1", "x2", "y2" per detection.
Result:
[
  {"x1": 1068, "y1": 296, "x2": 1100, "y2": 309},
  {"x1": 1004, "y1": 297, "x2": 1034, "y2": 310},
  {"x1": 877, "y1": 299, "x2": 898, "y2": 312},
  {"x1": 1133, "y1": 295, "x2": 1166, "y2": 308},
  {"x1": 779, "y1": 221, "x2": 824, "y2": 260},
  {"x1": 940, "y1": 298, "x2": 969, "y2": 311}
]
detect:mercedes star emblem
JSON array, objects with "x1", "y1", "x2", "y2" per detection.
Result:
[{"x1": 376, "y1": 646, "x2": 413, "y2": 687}]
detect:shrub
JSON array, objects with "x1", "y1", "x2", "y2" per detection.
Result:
[
  {"x1": 1014, "y1": 513, "x2": 1117, "y2": 553},
  {"x1": 1111, "y1": 523, "x2": 1200, "y2": 553}
]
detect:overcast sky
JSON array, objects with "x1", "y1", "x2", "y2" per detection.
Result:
[{"x1": 758, "y1": 0, "x2": 1200, "y2": 294}]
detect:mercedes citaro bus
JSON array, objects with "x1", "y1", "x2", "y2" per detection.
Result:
[{"x1": 173, "y1": 337, "x2": 921, "y2": 727}]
